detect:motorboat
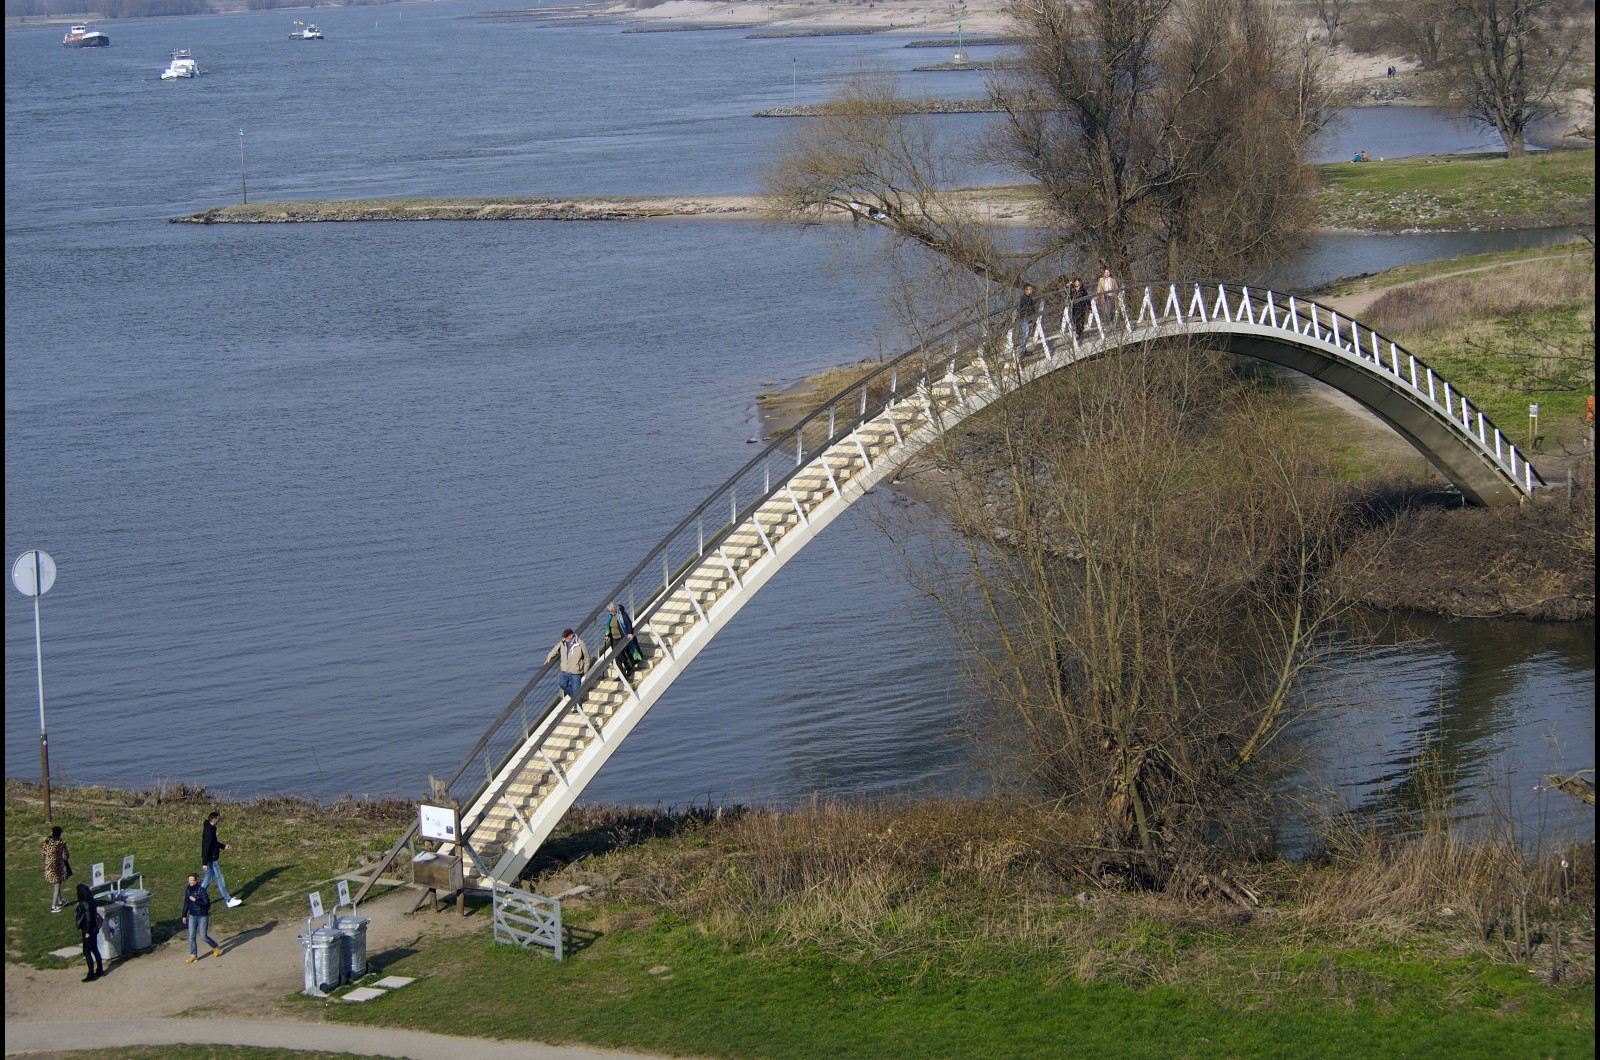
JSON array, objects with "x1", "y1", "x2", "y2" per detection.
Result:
[
  {"x1": 161, "y1": 50, "x2": 199, "y2": 80},
  {"x1": 289, "y1": 21, "x2": 324, "y2": 40},
  {"x1": 63, "y1": 24, "x2": 111, "y2": 47}
]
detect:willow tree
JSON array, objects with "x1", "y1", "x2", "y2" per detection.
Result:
[
  {"x1": 990, "y1": 0, "x2": 1332, "y2": 279},
  {"x1": 764, "y1": 0, "x2": 1333, "y2": 289}
]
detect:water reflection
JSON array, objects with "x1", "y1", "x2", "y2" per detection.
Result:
[{"x1": 1289, "y1": 615, "x2": 1595, "y2": 841}]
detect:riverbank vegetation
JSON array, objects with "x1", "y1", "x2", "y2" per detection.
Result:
[{"x1": 6, "y1": 782, "x2": 1593, "y2": 1057}]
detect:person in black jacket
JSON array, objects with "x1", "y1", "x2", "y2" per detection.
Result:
[
  {"x1": 1066, "y1": 277, "x2": 1091, "y2": 337},
  {"x1": 73, "y1": 883, "x2": 105, "y2": 982},
  {"x1": 199, "y1": 811, "x2": 242, "y2": 908},
  {"x1": 181, "y1": 873, "x2": 221, "y2": 962},
  {"x1": 1016, "y1": 282, "x2": 1039, "y2": 349}
]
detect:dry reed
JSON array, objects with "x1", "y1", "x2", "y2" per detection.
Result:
[{"x1": 1360, "y1": 256, "x2": 1594, "y2": 337}]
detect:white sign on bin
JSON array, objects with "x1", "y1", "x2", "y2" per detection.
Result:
[
  {"x1": 419, "y1": 803, "x2": 460, "y2": 843},
  {"x1": 91, "y1": 862, "x2": 105, "y2": 887},
  {"x1": 337, "y1": 879, "x2": 351, "y2": 908},
  {"x1": 121, "y1": 855, "x2": 134, "y2": 879},
  {"x1": 308, "y1": 892, "x2": 324, "y2": 919}
]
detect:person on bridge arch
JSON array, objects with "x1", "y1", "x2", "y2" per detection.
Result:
[
  {"x1": 603, "y1": 602, "x2": 644, "y2": 681},
  {"x1": 546, "y1": 628, "x2": 590, "y2": 702},
  {"x1": 1066, "y1": 276, "x2": 1090, "y2": 337},
  {"x1": 1016, "y1": 282, "x2": 1039, "y2": 349},
  {"x1": 1096, "y1": 266, "x2": 1120, "y2": 320}
]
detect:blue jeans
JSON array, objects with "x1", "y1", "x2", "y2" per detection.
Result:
[
  {"x1": 187, "y1": 914, "x2": 218, "y2": 956},
  {"x1": 558, "y1": 671, "x2": 582, "y2": 701},
  {"x1": 200, "y1": 861, "x2": 234, "y2": 903}
]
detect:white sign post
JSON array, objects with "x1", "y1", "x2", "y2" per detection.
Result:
[
  {"x1": 91, "y1": 862, "x2": 105, "y2": 887},
  {"x1": 121, "y1": 855, "x2": 134, "y2": 881},
  {"x1": 10, "y1": 550, "x2": 57, "y2": 822},
  {"x1": 308, "y1": 891, "x2": 325, "y2": 919},
  {"x1": 337, "y1": 879, "x2": 352, "y2": 909}
]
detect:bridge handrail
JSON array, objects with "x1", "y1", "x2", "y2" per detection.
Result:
[
  {"x1": 434, "y1": 293, "x2": 1015, "y2": 813},
  {"x1": 438, "y1": 281, "x2": 1540, "y2": 834}
]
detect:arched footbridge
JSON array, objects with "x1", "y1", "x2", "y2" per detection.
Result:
[{"x1": 359, "y1": 281, "x2": 1545, "y2": 894}]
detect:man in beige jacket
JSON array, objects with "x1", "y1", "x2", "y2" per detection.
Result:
[{"x1": 546, "y1": 628, "x2": 589, "y2": 702}]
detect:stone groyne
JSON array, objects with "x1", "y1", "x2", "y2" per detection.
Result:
[
  {"x1": 756, "y1": 97, "x2": 1002, "y2": 117},
  {"x1": 172, "y1": 197, "x2": 762, "y2": 224}
]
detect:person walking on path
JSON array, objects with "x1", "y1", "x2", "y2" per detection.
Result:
[
  {"x1": 545, "y1": 628, "x2": 589, "y2": 702},
  {"x1": 181, "y1": 873, "x2": 222, "y2": 963},
  {"x1": 73, "y1": 883, "x2": 106, "y2": 982},
  {"x1": 1096, "y1": 266, "x2": 1120, "y2": 321},
  {"x1": 200, "y1": 811, "x2": 243, "y2": 908},
  {"x1": 1015, "y1": 282, "x2": 1039, "y2": 349},
  {"x1": 44, "y1": 824, "x2": 73, "y2": 913},
  {"x1": 602, "y1": 603, "x2": 643, "y2": 682}
]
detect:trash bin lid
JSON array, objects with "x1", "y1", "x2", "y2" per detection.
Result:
[
  {"x1": 334, "y1": 915, "x2": 370, "y2": 929},
  {"x1": 121, "y1": 888, "x2": 151, "y2": 902}
]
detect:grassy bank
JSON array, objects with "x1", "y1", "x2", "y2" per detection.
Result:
[
  {"x1": 1348, "y1": 240, "x2": 1595, "y2": 450},
  {"x1": 8, "y1": 784, "x2": 1594, "y2": 1058},
  {"x1": 1315, "y1": 148, "x2": 1595, "y2": 231}
]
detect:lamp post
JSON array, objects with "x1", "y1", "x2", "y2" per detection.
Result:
[
  {"x1": 239, "y1": 127, "x2": 247, "y2": 205},
  {"x1": 11, "y1": 550, "x2": 57, "y2": 822}
]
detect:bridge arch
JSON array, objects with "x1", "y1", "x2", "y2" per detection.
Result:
[{"x1": 412, "y1": 282, "x2": 1544, "y2": 886}]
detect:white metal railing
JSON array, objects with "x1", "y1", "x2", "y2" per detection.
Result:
[{"x1": 445, "y1": 281, "x2": 1540, "y2": 866}]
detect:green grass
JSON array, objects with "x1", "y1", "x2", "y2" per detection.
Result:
[
  {"x1": 1401, "y1": 309, "x2": 1594, "y2": 446},
  {"x1": 5, "y1": 781, "x2": 409, "y2": 969},
  {"x1": 318, "y1": 918, "x2": 1593, "y2": 1059},
  {"x1": 1316, "y1": 149, "x2": 1595, "y2": 231}
]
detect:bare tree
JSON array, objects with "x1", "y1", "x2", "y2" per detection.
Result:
[
  {"x1": 885, "y1": 342, "x2": 1373, "y2": 883},
  {"x1": 1444, "y1": 0, "x2": 1583, "y2": 157},
  {"x1": 988, "y1": 0, "x2": 1333, "y2": 280},
  {"x1": 1370, "y1": 0, "x2": 1454, "y2": 68},
  {"x1": 764, "y1": 0, "x2": 1334, "y2": 291},
  {"x1": 762, "y1": 73, "x2": 1022, "y2": 286},
  {"x1": 1313, "y1": 0, "x2": 1353, "y2": 46}
]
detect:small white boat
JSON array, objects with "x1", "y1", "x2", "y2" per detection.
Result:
[
  {"x1": 63, "y1": 23, "x2": 111, "y2": 47},
  {"x1": 161, "y1": 49, "x2": 199, "y2": 80},
  {"x1": 289, "y1": 21, "x2": 324, "y2": 40}
]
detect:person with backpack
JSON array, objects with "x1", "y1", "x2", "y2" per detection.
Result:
[
  {"x1": 602, "y1": 602, "x2": 644, "y2": 682},
  {"x1": 181, "y1": 872, "x2": 221, "y2": 963},
  {"x1": 73, "y1": 883, "x2": 105, "y2": 982}
]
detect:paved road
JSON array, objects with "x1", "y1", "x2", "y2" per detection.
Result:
[{"x1": 4, "y1": 1018, "x2": 658, "y2": 1058}]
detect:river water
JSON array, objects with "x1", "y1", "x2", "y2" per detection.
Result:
[{"x1": 5, "y1": 2, "x2": 1592, "y2": 840}]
